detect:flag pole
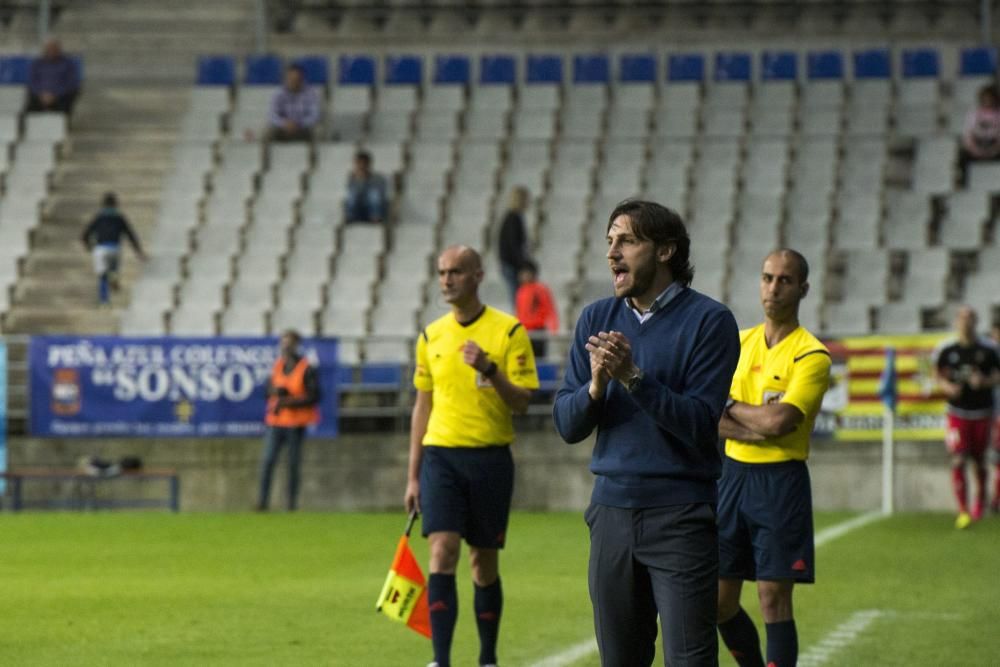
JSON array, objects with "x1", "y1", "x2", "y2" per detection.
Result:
[
  {"x1": 879, "y1": 347, "x2": 897, "y2": 516},
  {"x1": 882, "y1": 402, "x2": 895, "y2": 516},
  {"x1": 404, "y1": 508, "x2": 418, "y2": 537}
]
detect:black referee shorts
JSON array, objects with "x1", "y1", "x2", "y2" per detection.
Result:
[
  {"x1": 419, "y1": 445, "x2": 514, "y2": 549},
  {"x1": 718, "y1": 457, "x2": 815, "y2": 583}
]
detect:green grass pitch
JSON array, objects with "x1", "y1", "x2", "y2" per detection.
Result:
[{"x1": 0, "y1": 511, "x2": 997, "y2": 666}]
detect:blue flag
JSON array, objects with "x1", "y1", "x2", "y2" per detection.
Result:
[{"x1": 878, "y1": 347, "x2": 897, "y2": 412}]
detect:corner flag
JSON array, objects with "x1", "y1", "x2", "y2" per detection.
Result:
[
  {"x1": 375, "y1": 510, "x2": 431, "y2": 638},
  {"x1": 878, "y1": 347, "x2": 898, "y2": 412}
]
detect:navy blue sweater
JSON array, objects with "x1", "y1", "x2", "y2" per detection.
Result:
[{"x1": 553, "y1": 288, "x2": 740, "y2": 508}]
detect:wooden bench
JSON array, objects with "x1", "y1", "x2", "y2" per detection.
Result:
[{"x1": 1, "y1": 468, "x2": 180, "y2": 512}]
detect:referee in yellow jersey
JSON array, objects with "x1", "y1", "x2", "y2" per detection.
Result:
[
  {"x1": 716, "y1": 249, "x2": 832, "y2": 667},
  {"x1": 405, "y1": 245, "x2": 539, "y2": 667}
]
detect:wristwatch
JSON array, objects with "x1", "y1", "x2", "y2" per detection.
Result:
[
  {"x1": 482, "y1": 361, "x2": 499, "y2": 379},
  {"x1": 624, "y1": 368, "x2": 643, "y2": 393}
]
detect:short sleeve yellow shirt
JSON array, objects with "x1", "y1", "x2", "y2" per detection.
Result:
[
  {"x1": 726, "y1": 324, "x2": 832, "y2": 463},
  {"x1": 414, "y1": 306, "x2": 539, "y2": 447}
]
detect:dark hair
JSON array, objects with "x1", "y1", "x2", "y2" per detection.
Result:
[
  {"x1": 606, "y1": 199, "x2": 694, "y2": 287},
  {"x1": 281, "y1": 329, "x2": 302, "y2": 344},
  {"x1": 288, "y1": 63, "x2": 305, "y2": 77},
  {"x1": 355, "y1": 150, "x2": 372, "y2": 164},
  {"x1": 768, "y1": 248, "x2": 809, "y2": 284},
  {"x1": 520, "y1": 259, "x2": 539, "y2": 275},
  {"x1": 102, "y1": 192, "x2": 117, "y2": 208}
]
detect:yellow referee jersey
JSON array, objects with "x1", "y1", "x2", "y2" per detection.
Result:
[
  {"x1": 414, "y1": 306, "x2": 539, "y2": 447},
  {"x1": 726, "y1": 324, "x2": 831, "y2": 463}
]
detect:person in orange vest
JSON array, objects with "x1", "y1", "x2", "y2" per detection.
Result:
[
  {"x1": 257, "y1": 330, "x2": 320, "y2": 511},
  {"x1": 514, "y1": 260, "x2": 559, "y2": 360}
]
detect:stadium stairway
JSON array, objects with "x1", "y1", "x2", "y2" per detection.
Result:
[
  {"x1": 56, "y1": 0, "x2": 256, "y2": 85},
  {"x1": 2, "y1": 85, "x2": 185, "y2": 334}
]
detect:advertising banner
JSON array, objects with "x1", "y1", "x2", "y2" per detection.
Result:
[
  {"x1": 819, "y1": 333, "x2": 951, "y2": 441},
  {"x1": 30, "y1": 337, "x2": 338, "y2": 438}
]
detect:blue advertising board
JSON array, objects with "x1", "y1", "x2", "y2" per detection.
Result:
[{"x1": 29, "y1": 337, "x2": 338, "y2": 438}]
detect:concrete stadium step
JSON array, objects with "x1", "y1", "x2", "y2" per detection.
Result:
[
  {"x1": 45, "y1": 195, "x2": 161, "y2": 224},
  {"x1": 20, "y1": 249, "x2": 142, "y2": 277},
  {"x1": 1, "y1": 306, "x2": 121, "y2": 335}
]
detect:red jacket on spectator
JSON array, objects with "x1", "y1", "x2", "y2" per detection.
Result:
[{"x1": 516, "y1": 280, "x2": 559, "y2": 332}]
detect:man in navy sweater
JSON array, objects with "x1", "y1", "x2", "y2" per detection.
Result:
[{"x1": 554, "y1": 199, "x2": 740, "y2": 666}]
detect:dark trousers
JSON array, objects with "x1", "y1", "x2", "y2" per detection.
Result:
[
  {"x1": 27, "y1": 92, "x2": 77, "y2": 114},
  {"x1": 257, "y1": 426, "x2": 306, "y2": 510},
  {"x1": 586, "y1": 502, "x2": 719, "y2": 666},
  {"x1": 268, "y1": 125, "x2": 313, "y2": 142}
]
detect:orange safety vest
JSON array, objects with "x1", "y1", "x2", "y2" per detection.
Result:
[{"x1": 265, "y1": 357, "x2": 320, "y2": 427}]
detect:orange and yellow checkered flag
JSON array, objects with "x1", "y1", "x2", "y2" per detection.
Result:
[{"x1": 375, "y1": 510, "x2": 431, "y2": 638}]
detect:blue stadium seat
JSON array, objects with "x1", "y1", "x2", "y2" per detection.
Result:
[
  {"x1": 385, "y1": 55, "x2": 423, "y2": 85},
  {"x1": 762, "y1": 51, "x2": 797, "y2": 81},
  {"x1": 901, "y1": 49, "x2": 939, "y2": 78},
  {"x1": 619, "y1": 54, "x2": 657, "y2": 83},
  {"x1": 715, "y1": 52, "x2": 752, "y2": 82},
  {"x1": 0, "y1": 55, "x2": 33, "y2": 85},
  {"x1": 339, "y1": 55, "x2": 376, "y2": 85},
  {"x1": 196, "y1": 55, "x2": 236, "y2": 86},
  {"x1": 960, "y1": 47, "x2": 998, "y2": 76},
  {"x1": 434, "y1": 55, "x2": 470, "y2": 85},
  {"x1": 807, "y1": 51, "x2": 844, "y2": 80},
  {"x1": 535, "y1": 362, "x2": 561, "y2": 389},
  {"x1": 480, "y1": 54, "x2": 516, "y2": 85},
  {"x1": 245, "y1": 54, "x2": 283, "y2": 85},
  {"x1": 854, "y1": 49, "x2": 891, "y2": 79},
  {"x1": 359, "y1": 363, "x2": 403, "y2": 387},
  {"x1": 573, "y1": 54, "x2": 610, "y2": 84},
  {"x1": 292, "y1": 55, "x2": 329, "y2": 85},
  {"x1": 667, "y1": 54, "x2": 705, "y2": 82},
  {"x1": 526, "y1": 55, "x2": 563, "y2": 84}
]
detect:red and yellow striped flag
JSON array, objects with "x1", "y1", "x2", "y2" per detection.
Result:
[{"x1": 375, "y1": 515, "x2": 431, "y2": 638}]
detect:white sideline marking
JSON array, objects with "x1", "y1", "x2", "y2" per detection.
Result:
[
  {"x1": 814, "y1": 510, "x2": 885, "y2": 547},
  {"x1": 526, "y1": 639, "x2": 599, "y2": 667},
  {"x1": 797, "y1": 609, "x2": 884, "y2": 666},
  {"x1": 798, "y1": 609, "x2": 964, "y2": 666},
  {"x1": 525, "y1": 511, "x2": 887, "y2": 667}
]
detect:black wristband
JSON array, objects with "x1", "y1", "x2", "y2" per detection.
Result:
[{"x1": 482, "y1": 361, "x2": 498, "y2": 378}]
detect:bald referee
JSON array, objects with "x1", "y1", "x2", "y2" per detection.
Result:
[
  {"x1": 405, "y1": 245, "x2": 539, "y2": 667},
  {"x1": 717, "y1": 249, "x2": 831, "y2": 667}
]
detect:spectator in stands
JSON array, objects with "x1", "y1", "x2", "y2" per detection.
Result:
[
  {"x1": 27, "y1": 38, "x2": 80, "y2": 114},
  {"x1": 258, "y1": 330, "x2": 321, "y2": 512},
  {"x1": 958, "y1": 84, "x2": 1000, "y2": 186},
  {"x1": 80, "y1": 192, "x2": 146, "y2": 306},
  {"x1": 515, "y1": 260, "x2": 559, "y2": 360},
  {"x1": 497, "y1": 186, "x2": 532, "y2": 304},
  {"x1": 343, "y1": 150, "x2": 389, "y2": 223},
  {"x1": 268, "y1": 63, "x2": 320, "y2": 142}
]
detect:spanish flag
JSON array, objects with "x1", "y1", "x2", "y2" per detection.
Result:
[{"x1": 375, "y1": 511, "x2": 431, "y2": 638}]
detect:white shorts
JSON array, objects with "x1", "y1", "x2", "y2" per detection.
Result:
[{"x1": 92, "y1": 244, "x2": 120, "y2": 275}]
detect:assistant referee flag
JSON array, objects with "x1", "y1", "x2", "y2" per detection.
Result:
[{"x1": 375, "y1": 511, "x2": 431, "y2": 638}]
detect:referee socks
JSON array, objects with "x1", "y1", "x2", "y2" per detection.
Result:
[
  {"x1": 718, "y1": 607, "x2": 764, "y2": 667},
  {"x1": 428, "y1": 573, "x2": 458, "y2": 667},
  {"x1": 765, "y1": 619, "x2": 798, "y2": 667},
  {"x1": 474, "y1": 577, "x2": 503, "y2": 666}
]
